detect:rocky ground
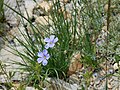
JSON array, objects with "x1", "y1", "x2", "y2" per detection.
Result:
[{"x1": 0, "y1": 0, "x2": 120, "y2": 90}]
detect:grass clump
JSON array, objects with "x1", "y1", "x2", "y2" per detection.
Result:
[{"x1": 2, "y1": 0, "x2": 120, "y2": 89}]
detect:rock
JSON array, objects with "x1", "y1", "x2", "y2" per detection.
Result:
[
  {"x1": 35, "y1": 16, "x2": 52, "y2": 25},
  {"x1": 38, "y1": 1, "x2": 52, "y2": 12},
  {"x1": 45, "y1": 78, "x2": 78, "y2": 90},
  {"x1": 104, "y1": 4, "x2": 108, "y2": 12},
  {"x1": 23, "y1": 0, "x2": 37, "y2": 23},
  {"x1": 113, "y1": 63, "x2": 119, "y2": 70},
  {"x1": 67, "y1": 53, "x2": 83, "y2": 76},
  {"x1": 108, "y1": 83, "x2": 112, "y2": 89},
  {"x1": 108, "y1": 68, "x2": 114, "y2": 74},
  {"x1": 4, "y1": 0, "x2": 22, "y2": 27},
  {"x1": 92, "y1": 72, "x2": 99, "y2": 79}
]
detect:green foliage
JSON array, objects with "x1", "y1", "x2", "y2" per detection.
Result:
[{"x1": 3, "y1": 0, "x2": 120, "y2": 89}]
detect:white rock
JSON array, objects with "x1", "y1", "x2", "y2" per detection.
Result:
[
  {"x1": 4, "y1": 0, "x2": 22, "y2": 27},
  {"x1": 113, "y1": 63, "x2": 119, "y2": 70},
  {"x1": 108, "y1": 83, "x2": 112, "y2": 89}
]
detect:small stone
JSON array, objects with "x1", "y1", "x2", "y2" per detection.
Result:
[
  {"x1": 92, "y1": 72, "x2": 98, "y2": 79},
  {"x1": 108, "y1": 83, "x2": 112, "y2": 89},
  {"x1": 108, "y1": 68, "x2": 114, "y2": 74},
  {"x1": 67, "y1": 53, "x2": 82, "y2": 76},
  {"x1": 104, "y1": 4, "x2": 108, "y2": 12},
  {"x1": 113, "y1": 63, "x2": 119, "y2": 70},
  {"x1": 67, "y1": 60, "x2": 83, "y2": 76}
]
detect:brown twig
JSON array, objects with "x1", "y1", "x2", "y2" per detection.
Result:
[{"x1": 105, "y1": 0, "x2": 111, "y2": 89}]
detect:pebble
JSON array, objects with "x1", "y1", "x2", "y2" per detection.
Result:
[
  {"x1": 108, "y1": 83, "x2": 112, "y2": 89},
  {"x1": 108, "y1": 68, "x2": 114, "y2": 74},
  {"x1": 113, "y1": 63, "x2": 119, "y2": 70},
  {"x1": 92, "y1": 72, "x2": 98, "y2": 79},
  {"x1": 104, "y1": 4, "x2": 108, "y2": 12}
]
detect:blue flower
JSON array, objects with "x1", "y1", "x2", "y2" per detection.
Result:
[
  {"x1": 44, "y1": 35, "x2": 58, "y2": 49},
  {"x1": 37, "y1": 49, "x2": 50, "y2": 66}
]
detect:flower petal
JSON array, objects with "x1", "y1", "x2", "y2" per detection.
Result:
[
  {"x1": 48, "y1": 43, "x2": 55, "y2": 48},
  {"x1": 44, "y1": 37, "x2": 50, "y2": 42},
  {"x1": 37, "y1": 52, "x2": 43, "y2": 57},
  {"x1": 37, "y1": 58, "x2": 43, "y2": 63},
  {"x1": 53, "y1": 37, "x2": 58, "y2": 43},
  {"x1": 46, "y1": 54, "x2": 50, "y2": 60},
  {"x1": 45, "y1": 44, "x2": 49, "y2": 49},
  {"x1": 42, "y1": 60, "x2": 48, "y2": 66},
  {"x1": 50, "y1": 35, "x2": 55, "y2": 41},
  {"x1": 43, "y1": 49, "x2": 48, "y2": 55}
]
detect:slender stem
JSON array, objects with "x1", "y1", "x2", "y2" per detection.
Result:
[{"x1": 105, "y1": 0, "x2": 111, "y2": 89}]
